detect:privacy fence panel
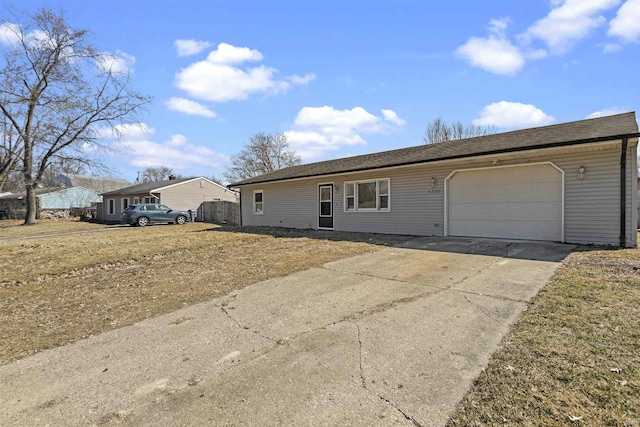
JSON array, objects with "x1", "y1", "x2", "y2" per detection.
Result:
[{"x1": 198, "y1": 201, "x2": 240, "y2": 225}]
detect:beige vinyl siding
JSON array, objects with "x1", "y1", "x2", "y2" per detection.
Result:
[
  {"x1": 335, "y1": 166, "x2": 449, "y2": 236},
  {"x1": 240, "y1": 180, "x2": 319, "y2": 229},
  {"x1": 240, "y1": 139, "x2": 637, "y2": 247},
  {"x1": 159, "y1": 179, "x2": 238, "y2": 211}
]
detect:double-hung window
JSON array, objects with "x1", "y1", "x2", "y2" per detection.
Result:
[
  {"x1": 344, "y1": 179, "x2": 390, "y2": 212},
  {"x1": 253, "y1": 190, "x2": 264, "y2": 214},
  {"x1": 108, "y1": 199, "x2": 115, "y2": 215}
]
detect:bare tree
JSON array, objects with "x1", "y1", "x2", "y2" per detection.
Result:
[
  {"x1": 224, "y1": 133, "x2": 301, "y2": 183},
  {"x1": 424, "y1": 117, "x2": 496, "y2": 144},
  {"x1": 0, "y1": 8, "x2": 150, "y2": 224},
  {"x1": 0, "y1": 116, "x2": 21, "y2": 192},
  {"x1": 140, "y1": 166, "x2": 176, "y2": 183},
  {"x1": 206, "y1": 174, "x2": 224, "y2": 186},
  {"x1": 39, "y1": 158, "x2": 87, "y2": 187}
]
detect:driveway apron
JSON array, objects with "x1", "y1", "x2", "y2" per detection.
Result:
[{"x1": 0, "y1": 237, "x2": 573, "y2": 426}]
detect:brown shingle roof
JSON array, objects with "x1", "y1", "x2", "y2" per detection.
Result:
[{"x1": 230, "y1": 112, "x2": 639, "y2": 187}]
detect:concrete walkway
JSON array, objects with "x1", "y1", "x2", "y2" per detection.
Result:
[{"x1": 0, "y1": 237, "x2": 573, "y2": 426}]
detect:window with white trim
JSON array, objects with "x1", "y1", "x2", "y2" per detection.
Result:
[
  {"x1": 253, "y1": 190, "x2": 264, "y2": 215},
  {"x1": 108, "y1": 199, "x2": 115, "y2": 215},
  {"x1": 122, "y1": 198, "x2": 129, "y2": 211},
  {"x1": 144, "y1": 196, "x2": 158, "y2": 203},
  {"x1": 344, "y1": 179, "x2": 390, "y2": 212},
  {"x1": 133, "y1": 197, "x2": 139, "y2": 204}
]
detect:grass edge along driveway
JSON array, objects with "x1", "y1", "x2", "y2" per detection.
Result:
[{"x1": 447, "y1": 236, "x2": 640, "y2": 427}]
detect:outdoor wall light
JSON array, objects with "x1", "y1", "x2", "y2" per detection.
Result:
[
  {"x1": 431, "y1": 177, "x2": 437, "y2": 187},
  {"x1": 578, "y1": 165, "x2": 586, "y2": 180},
  {"x1": 334, "y1": 184, "x2": 340, "y2": 192}
]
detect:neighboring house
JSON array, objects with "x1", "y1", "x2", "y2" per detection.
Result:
[
  {"x1": 637, "y1": 177, "x2": 640, "y2": 228},
  {"x1": 53, "y1": 174, "x2": 131, "y2": 193},
  {"x1": 230, "y1": 112, "x2": 639, "y2": 248},
  {"x1": 0, "y1": 186, "x2": 102, "y2": 219},
  {"x1": 99, "y1": 176, "x2": 238, "y2": 223}
]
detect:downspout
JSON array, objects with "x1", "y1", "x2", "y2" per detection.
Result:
[
  {"x1": 238, "y1": 189, "x2": 242, "y2": 226},
  {"x1": 620, "y1": 138, "x2": 628, "y2": 248}
]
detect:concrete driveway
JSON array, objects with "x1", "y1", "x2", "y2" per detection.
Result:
[{"x1": 0, "y1": 237, "x2": 572, "y2": 426}]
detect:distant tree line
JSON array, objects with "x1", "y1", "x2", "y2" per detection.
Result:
[{"x1": 423, "y1": 117, "x2": 496, "y2": 144}]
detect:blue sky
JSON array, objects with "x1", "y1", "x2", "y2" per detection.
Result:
[{"x1": 4, "y1": 0, "x2": 640, "y2": 182}]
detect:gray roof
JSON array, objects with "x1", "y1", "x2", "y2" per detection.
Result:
[
  {"x1": 0, "y1": 186, "x2": 96, "y2": 201},
  {"x1": 101, "y1": 177, "x2": 198, "y2": 196},
  {"x1": 230, "y1": 112, "x2": 639, "y2": 187},
  {"x1": 54, "y1": 174, "x2": 131, "y2": 193}
]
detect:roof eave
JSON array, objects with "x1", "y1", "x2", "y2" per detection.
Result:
[{"x1": 230, "y1": 132, "x2": 640, "y2": 187}]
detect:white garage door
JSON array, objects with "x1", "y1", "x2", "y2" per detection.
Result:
[{"x1": 447, "y1": 163, "x2": 563, "y2": 241}]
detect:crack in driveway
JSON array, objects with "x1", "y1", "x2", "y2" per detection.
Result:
[{"x1": 355, "y1": 322, "x2": 423, "y2": 427}]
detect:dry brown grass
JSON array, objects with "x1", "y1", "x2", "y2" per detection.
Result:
[
  {"x1": 447, "y1": 236, "x2": 640, "y2": 427},
  {"x1": 0, "y1": 220, "x2": 404, "y2": 365}
]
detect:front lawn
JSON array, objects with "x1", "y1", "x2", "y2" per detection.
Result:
[{"x1": 0, "y1": 221, "x2": 403, "y2": 364}]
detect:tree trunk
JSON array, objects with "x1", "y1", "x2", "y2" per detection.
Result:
[{"x1": 24, "y1": 183, "x2": 37, "y2": 224}]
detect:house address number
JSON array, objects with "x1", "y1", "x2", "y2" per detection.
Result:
[{"x1": 427, "y1": 189, "x2": 442, "y2": 194}]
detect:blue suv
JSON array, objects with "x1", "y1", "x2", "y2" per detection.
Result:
[{"x1": 121, "y1": 204, "x2": 189, "y2": 227}]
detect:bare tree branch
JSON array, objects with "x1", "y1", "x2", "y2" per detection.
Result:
[
  {"x1": 224, "y1": 133, "x2": 301, "y2": 183},
  {"x1": 0, "y1": 7, "x2": 151, "y2": 223},
  {"x1": 424, "y1": 117, "x2": 496, "y2": 144}
]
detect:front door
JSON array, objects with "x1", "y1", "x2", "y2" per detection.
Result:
[{"x1": 318, "y1": 184, "x2": 333, "y2": 229}]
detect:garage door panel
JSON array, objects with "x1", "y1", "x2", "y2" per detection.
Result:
[
  {"x1": 450, "y1": 219, "x2": 561, "y2": 241},
  {"x1": 447, "y1": 164, "x2": 563, "y2": 241},
  {"x1": 449, "y1": 182, "x2": 561, "y2": 204},
  {"x1": 450, "y1": 202, "x2": 561, "y2": 222}
]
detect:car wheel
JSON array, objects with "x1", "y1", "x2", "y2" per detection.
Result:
[
  {"x1": 176, "y1": 215, "x2": 186, "y2": 225},
  {"x1": 137, "y1": 216, "x2": 150, "y2": 227}
]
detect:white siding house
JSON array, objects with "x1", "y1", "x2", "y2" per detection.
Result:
[{"x1": 230, "y1": 113, "x2": 639, "y2": 248}]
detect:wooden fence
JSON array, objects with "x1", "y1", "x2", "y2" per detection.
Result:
[{"x1": 198, "y1": 201, "x2": 240, "y2": 225}]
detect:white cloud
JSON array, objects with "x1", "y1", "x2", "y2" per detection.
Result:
[
  {"x1": 125, "y1": 135, "x2": 230, "y2": 170},
  {"x1": 174, "y1": 39, "x2": 213, "y2": 57},
  {"x1": 525, "y1": 48, "x2": 549, "y2": 59},
  {"x1": 489, "y1": 17, "x2": 511, "y2": 36},
  {"x1": 458, "y1": 1, "x2": 631, "y2": 75},
  {"x1": 0, "y1": 23, "x2": 77, "y2": 61},
  {"x1": 97, "y1": 50, "x2": 136, "y2": 75},
  {"x1": 97, "y1": 123, "x2": 155, "y2": 140},
  {"x1": 608, "y1": 0, "x2": 640, "y2": 42},
  {"x1": 381, "y1": 109, "x2": 406, "y2": 126},
  {"x1": 286, "y1": 73, "x2": 317, "y2": 85},
  {"x1": 285, "y1": 106, "x2": 405, "y2": 160},
  {"x1": 456, "y1": 36, "x2": 525, "y2": 75},
  {"x1": 206, "y1": 42, "x2": 263, "y2": 64},
  {"x1": 175, "y1": 42, "x2": 313, "y2": 102},
  {"x1": 472, "y1": 101, "x2": 555, "y2": 129},
  {"x1": 0, "y1": 22, "x2": 20, "y2": 46},
  {"x1": 602, "y1": 42, "x2": 622, "y2": 52},
  {"x1": 100, "y1": 124, "x2": 229, "y2": 170},
  {"x1": 165, "y1": 97, "x2": 217, "y2": 118},
  {"x1": 586, "y1": 107, "x2": 627, "y2": 118},
  {"x1": 520, "y1": 0, "x2": 621, "y2": 54}
]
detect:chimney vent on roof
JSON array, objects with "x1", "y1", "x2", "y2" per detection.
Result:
[{"x1": 168, "y1": 175, "x2": 176, "y2": 180}]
